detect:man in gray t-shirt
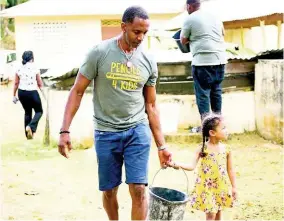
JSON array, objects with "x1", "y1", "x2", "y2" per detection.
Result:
[
  {"x1": 58, "y1": 6, "x2": 172, "y2": 220},
  {"x1": 181, "y1": 0, "x2": 227, "y2": 126}
]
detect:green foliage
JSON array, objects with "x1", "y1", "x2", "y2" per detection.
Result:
[
  {"x1": 1, "y1": 20, "x2": 4, "y2": 37},
  {"x1": 0, "y1": 34, "x2": 15, "y2": 49},
  {"x1": 0, "y1": 0, "x2": 7, "y2": 5},
  {"x1": 0, "y1": 0, "x2": 28, "y2": 49},
  {"x1": 7, "y1": 18, "x2": 14, "y2": 31},
  {"x1": 5, "y1": 0, "x2": 28, "y2": 8},
  {"x1": 5, "y1": 0, "x2": 16, "y2": 8},
  {"x1": 18, "y1": 0, "x2": 29, "y2": 3}
]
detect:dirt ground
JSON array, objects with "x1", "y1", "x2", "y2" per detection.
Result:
[{"x1": 1, "y1": 85, "x2": 283, "y2": 220}]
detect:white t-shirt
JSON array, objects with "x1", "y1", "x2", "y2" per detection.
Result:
[{"x1": 17, "y1": 62, "x2": 39, "y2": 91}]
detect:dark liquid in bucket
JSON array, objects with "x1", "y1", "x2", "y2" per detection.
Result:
[{"x1": 150, "y1": 187, "x2": 188, "y2": 202}]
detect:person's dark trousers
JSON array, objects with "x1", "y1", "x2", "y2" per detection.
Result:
[
  {"x1": 192, "y1": 64, "x2": 225, "y2": 120},
  {"x1": 18, "y1": 89, "x2": 43, "y2": 137}
]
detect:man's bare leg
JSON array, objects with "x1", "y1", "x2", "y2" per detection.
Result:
[
  {"x1": 129, "y1": 184, "x2": 148, "y2": 220},
  {"x1": 103, "y1": 186, "x2": 119, "y2": 220}
]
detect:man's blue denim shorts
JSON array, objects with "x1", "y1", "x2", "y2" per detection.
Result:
[{"x1": 94, "y1": 123, "x2": 151, "y2": 191}]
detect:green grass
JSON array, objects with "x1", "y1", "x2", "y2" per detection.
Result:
[
  {"x1": 1, "y1": 135, "x2": 94, "y2": 161},
  {"x1": 1, "y1": 140, "x2": 58, "y2": 161},
  {"x1": 1, "y1": 133, "x2": 283, "y2": 220}
]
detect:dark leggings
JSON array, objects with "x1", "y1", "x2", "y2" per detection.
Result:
[{"x1": 18, "y1": 89, "x2": 43, "y2": 137}]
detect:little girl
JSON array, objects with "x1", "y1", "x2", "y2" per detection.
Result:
[{"x1": 169, "y1": 114, "x2": 237, "y2": 220}]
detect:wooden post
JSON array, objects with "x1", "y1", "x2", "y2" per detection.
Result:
[
  {"x1": 240, "y1": 27, "x2": 245, "y2": 48},
  {"x1": 277, "y1": 20, "x2": 282, "y2": 49},
  {"x1": 43, "y1": 88, "x2": 50, "y2": 146},
  {"x1": 260, "y1": 20, "x2": 266, "y2": 51}
]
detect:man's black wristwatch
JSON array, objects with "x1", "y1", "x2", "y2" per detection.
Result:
[{"x1": 59, "y1": 130, "x2": 70, "y2": 135}]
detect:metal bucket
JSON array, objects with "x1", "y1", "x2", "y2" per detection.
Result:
[
  {"x1": 172, "y1": 30, "x2": 190, "y2": 53},
  {"x1": 148, "y1": 169, "x2": 190, "y2": 220}
]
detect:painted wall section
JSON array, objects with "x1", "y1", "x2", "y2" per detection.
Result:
[{"x1": 255, "y1": 60, "x2": 284, "y2": 144}]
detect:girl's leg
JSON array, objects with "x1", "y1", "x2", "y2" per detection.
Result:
[
  {"x1": 215, "y1": 210, "x2": 221, "y2": 220},
  {"x1": 206, "y1": 212, "x2": 216, "y2": 220}
]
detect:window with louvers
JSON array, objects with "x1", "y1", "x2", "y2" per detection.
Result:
[{"x1": 32, "y1": 21, "x2": 68, "y2": 63}]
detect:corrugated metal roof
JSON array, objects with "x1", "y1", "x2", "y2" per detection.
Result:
[
  {"x1": 51, "y1": 68, "x2": 79, "y2": 81},
  {"x1": 163, "y1": 0, "x2": 284, "y2": 31},
  {"x1": 0, "y1": 0, "x2": 185, "y2": 17},
  {"x1": 226, "y1": 47, "x2": 257, "y2": 60},
  {"x1": 40, "y1": 53, "x2": 84, "y2": 79},
  {"x1": 255, "y1": 48, "x2": 284, "y2": 60},
  {"x1": 226, "y1": 48, "x2": 284, "y2": 60},
  {"x1": 42, "y1": 48, "x2": 283, "y2": 82}
]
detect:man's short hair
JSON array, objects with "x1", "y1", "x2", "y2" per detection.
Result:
[
  {"x1": 122, "y1": 6, "x2": 149, "y2": 23},
  {"x1": 186, "y1": 0, "x2": 200, "y2": 5}
]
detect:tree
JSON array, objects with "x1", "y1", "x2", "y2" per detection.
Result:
[
  {"x1": 6, "y1": 0, "x2": 28, "y2": 8},
  {"x1": 0, "y1": 0, "x2": 7, "y2": 7},
  {"x1": 0, "y1": 0, "x2": 7, "y2": 41},
  {"x1": 5, "y1": 0, "x2": 16, "y2": 8},
  {"x1": 1, "y1": 0, "x2": 29, "y2": 48}
]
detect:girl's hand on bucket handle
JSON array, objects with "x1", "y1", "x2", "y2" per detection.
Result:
[{"x1": 168, "y1": 162, "x2": 180, "y2": 170}]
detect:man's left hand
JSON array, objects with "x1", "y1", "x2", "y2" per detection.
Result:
[{"x1": 158, "y1": 149, "x2": 172, "y2": 168}]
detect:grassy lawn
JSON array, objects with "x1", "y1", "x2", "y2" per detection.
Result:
[{"x1": 1, "y1": 132, "x2": 283, "y2": 220}]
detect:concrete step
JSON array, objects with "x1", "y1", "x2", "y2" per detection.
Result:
[{"x1": 164, "y1": 132, "x2": 202, "y2": 143}]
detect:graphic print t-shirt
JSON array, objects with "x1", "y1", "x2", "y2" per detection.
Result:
[{"x1": 79, "y1": 38, "x2": 158, "y2": 131}]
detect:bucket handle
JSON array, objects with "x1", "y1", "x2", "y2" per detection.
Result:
[{"x1": 150, "y1": 167, "x2": 189, "y2": 194}]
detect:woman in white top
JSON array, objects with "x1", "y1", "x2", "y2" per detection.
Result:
[{"x1": 13, "y1": 51, "x2": 45, "y2": 139}]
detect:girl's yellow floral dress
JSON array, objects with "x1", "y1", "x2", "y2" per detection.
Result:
[{"x1": 190, "y1": 145, "x2": 235, "y2": 213}]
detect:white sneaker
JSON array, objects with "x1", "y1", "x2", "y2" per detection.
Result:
[{"x1": 26, "y1": 126, "x2": 33, "y2": 140}]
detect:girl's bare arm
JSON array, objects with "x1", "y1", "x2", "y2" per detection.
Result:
[
  {"x1": 227, "y1": 151, "x2": 236, "y2": 188},
  {"x1": 169, "y1": 148, "x2": 200, "y2": 171},
  {"x1": 227, "y1": 150, "x2": 238, "y2": 199}
]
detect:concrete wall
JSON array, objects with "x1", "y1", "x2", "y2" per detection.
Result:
[
  {"x1": 43, "y1": 60, "x2": 282, "y2": 142},
  {"x1": 156, "y1": 61, "x2": 256, "y2": 95},
  {"x1": 255, "y1": 60, "x2": 284, "y2": 144},
  {"x1": 46, "y1": 90, "x2": 256, "y2": 142},
  {"x1": 157, "y1": 92, "x2": 256, "y2": 134}
]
